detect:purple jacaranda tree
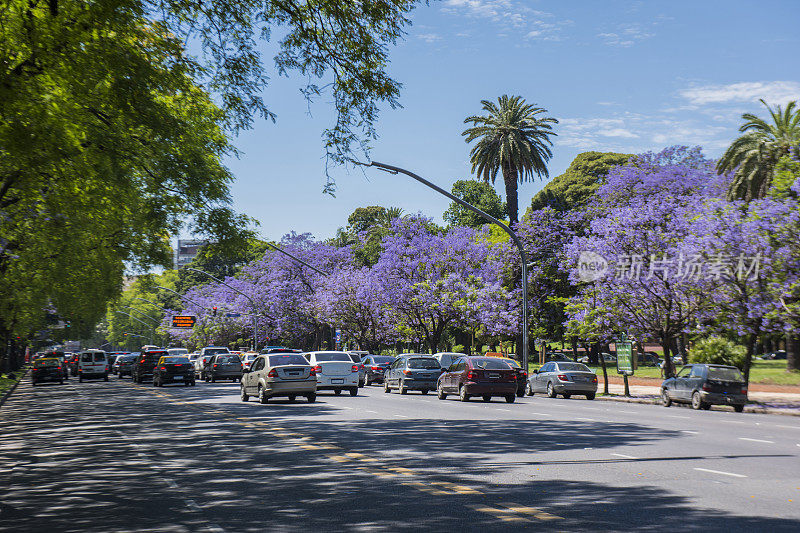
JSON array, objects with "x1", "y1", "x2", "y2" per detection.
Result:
[
  {"x1": 372, "y1": 217, "x2": 515, "y2": 353},
  {"x1": 565, "y1": 146, "x2": 730, "y2": 377}
]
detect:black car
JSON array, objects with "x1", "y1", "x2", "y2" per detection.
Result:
[
  {"x1": 132, "y1": 350, "x2": 168, "y2": 384},
  {"x1": 31, "y1": 357, "x2": 66, "y2": 385},
  {"x1": 114, "y1": 354, "x2": 137, "y2": 377},
  {"x1": 661, "y1": 364, "x2": 747, "y2": 412},
  {"x1": 204, "y1": 353, "x2": 243, "y2": 382},
  {"x1": 361, "y1": 355, "x2": 396, "y2": 385},
  {"x1": 153, "y1": 355, "x2": 196, "y2": 387}
]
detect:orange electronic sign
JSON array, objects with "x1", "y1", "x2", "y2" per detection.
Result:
[{"x1": 171, "y1": 315, "x2": 197, "y2": 328}]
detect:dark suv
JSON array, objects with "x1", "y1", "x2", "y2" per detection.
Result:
[
  {"x1": 204, "y1": 353, "x2": 243, "y2": 382},
  {"x1": 132, "y1": 350, "x2": 168, "y2": 384},
  {"x1": 661, "y1": 364, "x2": 747, "y2": 412}
]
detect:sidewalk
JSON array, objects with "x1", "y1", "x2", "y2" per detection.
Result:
[{"x1": 595, "y1": 382, "x2": 800, "y2": 417}]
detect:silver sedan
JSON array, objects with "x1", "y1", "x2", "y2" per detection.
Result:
[{"x1": 527, "y1": 361, "x2": 598, "y2": 400}]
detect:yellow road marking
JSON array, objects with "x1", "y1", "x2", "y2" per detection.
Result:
[
  {"x1": 430, "y1": 481, "x2": 481, "y2": 495},
  {"x1": 500, "y1": 503, "x2": 563, "y2": 521},
  {"x1": 402, "y1": 481, "x2": 451, "y2": 496},
  {"x1": 468, "y1": 505, "x2": 531, "y2": 522}
]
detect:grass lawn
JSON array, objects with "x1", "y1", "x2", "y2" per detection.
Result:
[
  {"x1": 528, "y1": 359, "x2": 800, "y2": 386},
  {"x1": 0, "y1": 369, "x2": 25, "y2": 397}
]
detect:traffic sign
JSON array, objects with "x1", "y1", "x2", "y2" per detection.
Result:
[
  {"x1": 225, "y1": 312, "x2": 241, "y2": 318},
  {"x1": 171, "y1": 315, "x2": 197, "y2": 328}
]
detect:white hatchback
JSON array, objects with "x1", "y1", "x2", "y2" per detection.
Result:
[{"x1": 305, "y1": 351, "x2": 359, "y2": 396}]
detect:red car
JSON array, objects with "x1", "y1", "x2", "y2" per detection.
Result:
[{"x1": 437, "y1": 356, "x2": 518, "y2": 403}]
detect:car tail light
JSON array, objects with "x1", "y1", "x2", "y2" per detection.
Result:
[
  {"x1": 403, "y1": 369, "x2": 411, "y2": 375},
  {"x1": 213, "y1": 364, "x2": 219, "y2": 368},
  {"x1": 351, "y1": 365, "x2": 359, "y2": 373},
  {"x1": 314, "y1": 365, "x2": 322, "y2": 373},
  {"x1": 359, "y1": 364, "x2": 364, "y2": 370},
  {"x1": 467, "y1": 370, "x2": 476, "y2": 380},
  {"x1": 309, "y1": 367, "x2": 316, "y2": 376},
  {"x1": 160, "y1": 366, "x2": 166, "y2": 371},
  {"x1": 702, "y1": 384, "x2": 712, "y2": 392},
  {"x1": 268, "y1": 369, "x2": 278, "y2": 378},
  {"x1": 557, "y1": 374, "x2": 570, "y2": 381},
  {"x1": 591, "y1": 376, "x2": 598, "y2": 383},
  {"x1": 741, "y1": 387, "x2": 748, "y2": 395},
  {"x1": 56, "y1": 366, "x2": 61, "y2": 370},
  {"x1": 520, "y1": 371, "x2": 527, "y2": 377},
  {"x1": 371, "y1": 366, "x2": 380, "y2": 371}
]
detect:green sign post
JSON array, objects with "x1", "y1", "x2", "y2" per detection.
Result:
[{"x1": 616, "y1": 334, "x2": 636, "y2": 397}]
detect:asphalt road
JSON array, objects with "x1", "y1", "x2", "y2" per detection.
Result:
[{"x1": 1, "y1": 375, "x2": 799, "y2": 532}]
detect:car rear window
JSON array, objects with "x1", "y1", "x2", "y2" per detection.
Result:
[
  {"x1": 217, "y1": 355, "x2": 241, "y2": 363},
  {"x1": 406, "y1": 358, "x2": 440, "y2": 369},
  {"x1": 373, "y1": 356, "x2": 396, "y2": 364},
  {"x1": 80, "y1": 354, "x2": 93, "y2": 362},
  {"x1": 501, "y1": 359, "x2": 521, "y2": 368},
  {"x1": 470, "y1": 358, "x2": 511, "y2": 370},
  {"x1": 164, "y1": 356, "x2": 190, "y2": 364},
  {"x1": 94, "y1": 353, "x2": 106, "y2": 362},
  {"x1": 707, "y1": 367, "x2": 744, "y2": 381},
  {"x1": 205, "y1": 348, "x2": 229, "y2": 355},
  {"x1": 35, "y1": 359, "x2": 59, "y2": 367},
  {"x1": 269, "y1": 354, "x2": 308, "y2": 366},
  {"x1": 314, "y1": 353, "x2": 351, "y2": 362},
  {"x1": 557, "y1": 363, "x2": 591, "y2": 372}
]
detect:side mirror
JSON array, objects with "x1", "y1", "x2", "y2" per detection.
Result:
[
  {"x1": 533, "y1": 369, "x2": 539, "y2": 374},
  {"x1": 242, "y1": 367, "x2": 250, "y2": 373}
]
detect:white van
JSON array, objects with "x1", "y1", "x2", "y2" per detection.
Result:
[{"x1": 78, "y1": 350, "x2": 109, "y2": 382}]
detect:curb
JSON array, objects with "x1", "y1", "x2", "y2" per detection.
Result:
[
  {"x1": 595, "y1": 392, "x2": 800, "y2": 417},
  {"x1": 0, "y1": 368, "x2": 28, "y2": 409}
]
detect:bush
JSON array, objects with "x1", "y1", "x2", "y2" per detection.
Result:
[
  {"x1": 689, "y1": 337, "x2": 747, "y2": 370},
  {"x1": 452, "y1": 345, "x2": 466, "y2": 354}
]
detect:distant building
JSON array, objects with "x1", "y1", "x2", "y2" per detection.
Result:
[{"x1": 175, "y1": 239, "x2": 211, "y2": 269}]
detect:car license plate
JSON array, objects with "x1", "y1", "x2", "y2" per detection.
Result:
[
  {"x1": 289, "y1": 372, "x2": 300, "y2": 376},
  {"x1": 489, "y1": 373, "x2": 500, "y2": 379},
  {"x1": 331, "y1": 379, "x2": 344, "y2": 384},
  {"x1": 173, "y1": 375, "x2": 183, "y2": 380}
]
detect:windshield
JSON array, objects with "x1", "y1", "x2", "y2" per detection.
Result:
[
  {"x1": 557, "y1": 363, "x2": 592, "y2": 372},
  {"x1": 373, "y1": 356, "x2": 395, "y2": 364},
  {"x1": 314, "y1": 353, "x2": 351, "y2": 362},
  {"x1": 163, "y1": 356, "x2": 190, "y2": 364},
  {"x1": 471, "y1": 358, "x2": 511, "y2": 370},
  {"x1": 708, "y1": 366, "x2": 744, "y2": 381},
  {"x1": 406, "y1": 358, "x2": 440, "y2": 369},
  {"x1": 269, "y1": 354, "x2": 309, "y2": 366}
]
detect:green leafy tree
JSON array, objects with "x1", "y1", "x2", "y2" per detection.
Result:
[
  {"x1": 689, "y1": 337, "x2": 747, "y2": 371},
  {"x1": 717, "y1": 99, "x2": 800, "y2": 200},
  {"x1": 462, "y1": 95, "x2": 558, "y2": 225},
  {"x1": 443, "y1": 180, "x2": 506, "y2": 227},
  {"x1": 333, "y1": 206, "x2": 404, "y2": 266},
  {"x1": 529, "y1": 152, "x2": 633, "y2": 212}
]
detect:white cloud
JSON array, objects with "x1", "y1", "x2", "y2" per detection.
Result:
[
  {"x1": 598, "y1": 24, "x2": 653, "y2": 47},
  {"x1": 442, "y1": 0, "x2": 565, "y2": 41},
  {"x1": 679, "y1": 81, "x2": 800, "y2": 106},
  {"x1": 417, "y1": 33, "x2": 442, "y2": 43}
]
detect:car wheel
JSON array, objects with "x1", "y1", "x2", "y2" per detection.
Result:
[
  {"x1": 482, "y1": 395, "x2": 491, "y2": 402},
  {"x1": 204, "y1": 373, "x2": 210, "y2": 382},
  {"x1": 661, "y1": 389, "x2": 672, "y2": 407},
  {"x1": 210, "y1": 375, "x2": 216, "y2": 383},
  {"x1": 399, "y1": 380, "x2": 407, "y2": 395},
  {"x1": 153, "y1": 379, "x2": 158, "y2": 387},
  {"x1": 59, "y1": 380, "x2": 63, "y2": 385},
  {"x1": 334, "y1": 389, "x2": 342, "y2": 395},
  {"x1": 691, "y1": 391, "x2": 707, "y2": 410},
  {"x1": 289, "y1": 395, "x2": 296, "y2": 402},
  {"x1": 79, "y1": 376, "x2": 84, "y2": 383},
  {"x1": 358, "y1": 379, "x2": 364, "y2": 388},
  {"x1": 32, "y1": 381, "x2": 37, "y2": 386},
  {"x1": 384, "y1": 380, "x2": 391, "y2": 393},
  {"x1": 516, "y1": 388, "x2": 525, "y2": 398},
  {"x1": 586, "y1": 393, "x2": 595, "y2": 400},
  {"x1": 437, "y1": 382, "x2": 447, "y2": 400},
  {"x1": 118, "y1": 372, "x2": 122, "y2": 378},
  {"x1": 349, "y1": 387, "x2": 358, "y2": 397},
  {"x1": 505, "y1": 394, "x2": 516, "y2": 404},
  {"x1": 190, "y1": 381, "x2": 196, "y2": 386},
  {"x1": 258, "y1": 385, "x2": 268, "y2": 404},
  {"x1": 459, "y1": 385, "x2": 470, "y2": 402},
  {"x1": 307, "y1": 394, "x2": 316, "y2": 403},
  {"x1": 104, "y1": 375, "x2": 109, "y2": 382},
  {"x1": 240, "y1": 385, "x2": 249, "y2": 402},
  {"x1": 734, "y1": 404, "x2": 744, "y2": 413},
  {"x1": 364, "y1": 375, "x2": 371, "y2": 386},
  {"x1": 421, "y1": 389, "x2": 429, "y2": 395},
  {"x1": 562, "y1": 393, "x2": 571, "y2": 399},
  {"x1": 525, "y1": 382, "x2": 533, "y2": 396},
  {"x1": 546, "y1": 382, "x2": 556, "y2": 398}
]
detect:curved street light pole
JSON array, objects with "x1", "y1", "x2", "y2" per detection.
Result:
[
  {"x1": 264, "y1": 243, "x2": 329, "y2": 277},
  {"x1": 185, "y1": 268, "x2": 260, "y2": 352},
  {"x1": 362, "y1": 160, "x2": 530, "y2": 371},
  {"x1": 116, "y1": 310, "x2": 154, "y2": 345},
  {"x1": 133, "y1": 297, "x2": 172, "y2": 314}
]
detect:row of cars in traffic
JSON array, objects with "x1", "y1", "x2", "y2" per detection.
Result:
[{"x1": 30, "y1": 345, "x2": 750, "y2": 412}]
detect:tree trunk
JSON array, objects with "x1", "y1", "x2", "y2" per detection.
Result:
[
  {"x1": 597, "y1": 342, "x2": 609, "y2": 395},
  {"x1": 662, "y1": 337, "x2": 675, "y2": 379},
  {"x1": 744, "y1": 333, "x2": 756, "y2": 386},
  {"x1": 788, "y1": 335, "x2": 800, "y2": 372},
  {"x1": 502, "y1": 164, "x2": 519, "y2": 225}
]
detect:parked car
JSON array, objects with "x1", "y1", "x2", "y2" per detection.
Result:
[
  {"x1": 204, "y1": 353, "x2": 243, "y2": 382},
  {"x1": 113, "y1": 354, "x2": 137, "y2": 377},
  {"x1": 153, "y1": 355, "x2": 196, "y2": 387},
  {"x1": 577, "y1": 353, "x2": 616, "y2": 365},
  {"x1": 546, "y1": 352, "x2": 574, "y2": 363},
  {"x1": 347, "y1": 351, "x2": 368, "y2": 387},
  {"x1": 241, "y1": 353, "x2": 317, "y2": 403},
  {"x1": 132, "y1": 349, "x2": 168, "y2": 384},
  {"x1": 304, "y1": 351, "x2": 359, "y2": 396},
  {"x1": 167, "y1": 348, "x2": 189, "y2": 357},
  {"x1": 437, "y1": 356, "x2": 517, "y2": 403},
  {"x1": 384, "y1": 354, "x2": 442, "y2": 395},
  {"x1": 361, "y1": 355, "x2": 396, "y2": 385},
  {"x1": 433, "y1": 352, "x2": 466, "y2": 370},
  {"x1": 661, "y1": 364, "x2": 747, "y2": 412},
  {"x1": 638, "y1": 352, "x2": 661, "y2": 367},
  {"x1": 763, "y1": 350, "x2": 787, "y2": 360},
  {"x1": 31, "y1": 357, "x2": 66, "y2": 385},
  {"x1": 528, "y1": 361, "x2": 598, "y2": 400},
  {"x1": 77, "y1": 350, "x2": 109, "y2": 382}
]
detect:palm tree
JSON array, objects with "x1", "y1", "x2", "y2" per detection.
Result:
[
  {"x1": 717, "y1": 99, "x2": 800, "y2": 200},
  {"x1": 462, "y1": 95, "x2": 558, "y2": 225}
]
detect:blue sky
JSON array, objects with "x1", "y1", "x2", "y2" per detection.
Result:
[{"x1": 219, "y1": 0, "x2": 800, "y2": 243}]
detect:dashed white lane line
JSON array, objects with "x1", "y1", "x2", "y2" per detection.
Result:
[
  {"x1": 393, "y1": 414, "x2": 409, "y2": 418},
  {"x1": 666, "y1": 415, "x2": 690, "y2": 419},
  {"x1": 339, "y1": 406, "x2": 353, "y2": 410},
  {"x1": 777, "y1": 425, "x2": 800, "y2": 430},
  {"x1": 207, "y1": 524, "x2": 225, "y2": 533},
  {"x1": 495, "y1": 408, "x2": 511, "y2": 412},
  {"x1": 186, "y1": 499, "x2": 202, "y2": 511},
  {"x1": 530, "y1": 412, "x2": 551, "y2": 417},
  {"x1": 365, "y1": 410, "x2": 378, "y2": 414},
  {"x1": 718, "y1": 419, "x2": 746, "y2": 424},
  {"x1": 575, "y1": 417, "x2": 596, "y2": 422},
  {"x1": 611, "y1": 453, "x2": 638, "y2": 459},
  {"x1": 681, "y1": 430, "x2": 699, "y2": 434},
  {"x1": 694, "y1": 467, "x2": 747, "y2": 478},
  {"x1": 738, "y1": 437, "x2": 774, "y2": 444}
]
